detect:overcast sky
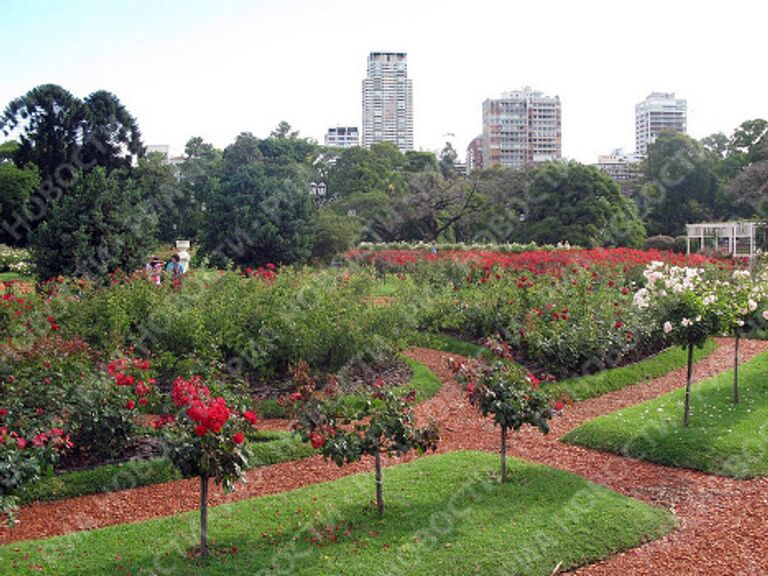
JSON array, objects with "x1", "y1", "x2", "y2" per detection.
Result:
[{"x1": 1, "y1": 0, "x2": 765, "y2": 163}]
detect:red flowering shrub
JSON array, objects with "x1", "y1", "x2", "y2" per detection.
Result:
[
  {"x1": 292, "y1": 368, "x2": 439, "y2": 515},
  {"x1": 0, "y1": 423, "x2": 72, "y2": 525},
  {"x1": 449, "y1": 356, "x2": 554, "y2": 482},
  {"x1": 161, "y1": 376, "x2": 259, "y2": 556}
]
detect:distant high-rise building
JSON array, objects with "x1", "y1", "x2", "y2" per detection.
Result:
[
  {"x1": 635, "y1": 92, "x2": 687, "y2": 156},
  {"x1": 362, "y1": 52, "x2": 413, "y2": 151},
  {"x1": 466, "y1": 135, "x2": 484, "y2": 172},
  {"x1": 325, "y1": 126, "x2": 360, "y2": 148},
  {"x1": 482, "y1": 88, "x2": 561, "y2": 169},
  {"x1": 592, "y1": 148, "x2": 642, "y2": 181}
]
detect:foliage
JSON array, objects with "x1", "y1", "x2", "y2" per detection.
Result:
[
  {"x1": 292, "y1": 364, "x2": 439, "y2": 514},
  {"x1": 19, "y1": 431, "x2": 314, "y2": 505},
  {"x1": 162, "y1": 375, "x2": 260, "y2": 555},
  {"x1": 310, "y1": 210, "x2": 361, "y2": 264},
  {"x1": 29, "y1": 168, "x2": 157, "y2": 280},
  {"x1": 633, "y1": 261, "x2": 731, "y2": 349},
  {"x1": 555, "y1": 339, "x2": 717, "y2": 401},
  {"x1": 199, "y1": 132, "x2": 316, "y2": 268},
  {"x1": 0, "y1": 423, "x2": 71, "y2": 525},
  {"x1": 0, "y1": 452, "x2": 676, "y2": 575},
  {"x1": 450, "y1": 355, "x2": 554, "y2": 481},
  {"x1": 0, "y1": 162, "x2": 39, "y2": 246},
  {"x1": 1, "y1": 84, "x2": 143, "y2": 182},
  {"x1": 641, "y1": 132, "x2": 719, "y2": 236},
  {"x1": 520, "y1": 162, "x2": 645, "y2": 248}
]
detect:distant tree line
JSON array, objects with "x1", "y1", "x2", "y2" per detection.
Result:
[{"x1": 1, "y1": 83, "x2": 766, "y2": 278}]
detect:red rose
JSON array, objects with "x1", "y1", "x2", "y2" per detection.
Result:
[
  {"x1": 309, "y1": 432, "x2": 324, "y2": 449},
  {"x1": 615, "y1": 320, "x2": 623, "y2": 329},
  {"x1": 243, "y1": 410, "x2": 258, "y2": 426},
  {"x1": 194, "y1": 424, "x2": 207, "y2": 437},
  {"x1": 554, "y1": 401, "x2": 565, "y2": 411},
  {"x1": 233, "y1": 431, "x2": 245, "y2": 444},
  {"x1": 138, "y1": 397, "x2": 149, "y2": 406},
  {"x1": 290, "y1": 392, "x2": 302, "y2": 402},
  {"x1": 0, "y1": 408, "x2": 6, "y2": 418},
  {"x1": 126, "y1": 399, "x2": 136, "y2": 410}
]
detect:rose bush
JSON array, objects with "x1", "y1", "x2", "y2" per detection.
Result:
[
  {"x1": 449, "y1": 354, "x2": 556, "y2": 482},
  {"x1": 161, "y1": 375, "x2": 259, "y2": 556},
  {"x1": 291, "y1": 365, "x2": 438, "y2": 516}
]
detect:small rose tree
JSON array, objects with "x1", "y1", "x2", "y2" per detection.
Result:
[
  {"x1": 161, "y1": 376, "x2": 259, "y2": 556},
  {"x1": 634, "y1": 262, "x2": 730, "y2": 426},
  {"x1": 449, "y1": 357, "x2": 555, "y2": 482},
  {"x1": 292, "y1": 368, "x2": 438, "y2": 516},
  {"x1": 726, "y1": 269, "x2": 768, "y2": 404}
]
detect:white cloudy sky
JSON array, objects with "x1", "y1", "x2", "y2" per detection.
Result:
[{"x1": 1, "y1": 0, "x2": 765, "y2": 162}]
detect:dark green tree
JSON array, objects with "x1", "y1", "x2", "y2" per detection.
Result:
[
  {"x1": 310, "y1": 210, "x2": 361, "y2": 264},
  {"x1": 1, "y1": 84, "x2": 88, "y2": 181},
  {"x1": 200, "y1": 132, "x2": 315, "y2": 267},
  {"x1": 641, "y1": 132, "x2": 719, "y2": 236},
  {"x1": 80, "y1": 90, "x2": 143, "y2": 171},
  {"x1": 439, "y1": 142, "x2": 459, "y2": 179},
  {"x1": 134, "y1": 152, "x2": 184, "y2": 243},
  {"x1": 522, "y1": 162, "x2": 645, "y2": 247},
  {"x1": 29, "y1": 168, "x2": 157, "y2": 279},
  {"x1": 0, "y1": 161, "x2": 40, "y2": 245}
]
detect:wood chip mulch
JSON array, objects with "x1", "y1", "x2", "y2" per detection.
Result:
[{"x1": 2, "y1": 337, "x2": 768, "y2": 576}]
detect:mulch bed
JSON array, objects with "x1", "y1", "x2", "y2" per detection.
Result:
[{"x1": 2, "y1": 337, "x2": 768, "y2": 576}]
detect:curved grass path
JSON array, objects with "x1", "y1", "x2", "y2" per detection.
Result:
[{"x1": 2, "y1": 337, "x2": 768, "y2": 575}]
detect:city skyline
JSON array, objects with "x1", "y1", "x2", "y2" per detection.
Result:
[{"x1": 1, "y1": 0, "x2": 765, "y2": 163}]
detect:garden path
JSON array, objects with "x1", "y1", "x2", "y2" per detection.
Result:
[{"x1": 2, "y1": 338, "x2": 768, "y2": 576}]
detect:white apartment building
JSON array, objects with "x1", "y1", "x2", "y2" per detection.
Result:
[
  {"x1": 635, "y1": 92, "x2": 687, "y2": 156},
  {"x1": 482, "y1": 88, "x2": 561, "y2": 169},
  {"x1": 362, "y1": 52, "x2": 413, "y2": 151},
  {"x1": 325, "y1": 127, "x2": 360, "y2": 148}
]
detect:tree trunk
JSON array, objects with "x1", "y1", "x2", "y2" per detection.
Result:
[
  {"x1": 500, "y1": 425, "x2": 508, "y2": 483},
  {"x1": 374, "y1": 451, "x2": 384, "y2": 516},
  {"x1": 200, "y1": 474, "x2": 209, "y2": 557},
  {"x1": 733, "y1": 330, "x2": 740, "y2": 404},
  {"x1": 683, "y1": 343, "x2": 694, "y2": 427}
]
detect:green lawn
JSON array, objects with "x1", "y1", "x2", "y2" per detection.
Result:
[
  {"x1": 0, "y1": 451, "x2": 674, "y2": 576},
  {"x1": 423, "y1": 333, "x2": 495, "y2": 361},
  {"x1": 0, "y1": 271, "x2": 33, "y2": 283},
  {"x1": 257, "y1": 355, "x2": 442, "y2": 418},
  {"x1": 369, "y1": 275, "x2": 405, "y2": 297},
  {"x1": 555, "y1": 339, "x2": 717, "y2": 401},
  {"x1": 424, "y1": 334, "x2": 716, "y2": 404},
  {"x1": 19, "y1": 431, "x2": 315, "y2": 505},
  {"x1": 562, "y1": 350, "x2": 768, "y2": 478}
]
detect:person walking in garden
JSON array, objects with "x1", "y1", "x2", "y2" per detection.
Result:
[
  {"x1": 166, "y1": 253, "x2": 185, "y2": 280},
  {"x1": 146, "y1": 255, "x2": 163, "y2": 285}
]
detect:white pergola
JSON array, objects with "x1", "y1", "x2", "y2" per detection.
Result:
[{"x1": 686, "y1": 222, "x2": 765, "y2": 259}]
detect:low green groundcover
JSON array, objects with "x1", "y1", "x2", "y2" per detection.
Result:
[
  {"x1": 562, "y1": 350, "x2": 768, "y2": 478},
  {"x1": 425, "y1": 333, "x2": 716, "y2": 402},
  {"x1": 0, "y1": 451, "x2": 674, "y2": 576},
  {"x1": 19, "y1": 431, "x2": 315, "y2": 504}
]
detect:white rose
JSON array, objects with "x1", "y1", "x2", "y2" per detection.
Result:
[{"x1": 663, "y1": 321, "x2": 673, "y2": 334}]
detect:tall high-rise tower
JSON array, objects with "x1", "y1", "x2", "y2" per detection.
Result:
[
  {"x1": 482, "y1": 88, "x2": 561, "y2": 169},
  {"x1": 362, "y1": 52, "x2": 413, "y2": 151},
  {"x1": 635, "y1": 92, "x2": 687, "y2": 156}
]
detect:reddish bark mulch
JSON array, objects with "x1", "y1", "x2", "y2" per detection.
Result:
[{"x1": 3, "y1": 338, "x2": 768, "y2": 576}]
